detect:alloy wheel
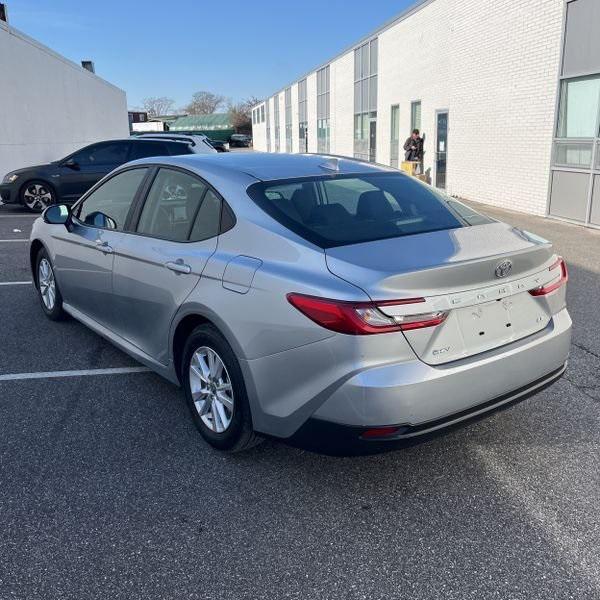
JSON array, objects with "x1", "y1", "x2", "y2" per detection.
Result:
[
  {"x1": 24, "y1": 183, "x2": 53, "y2": 211},
  {"x1": 189, "y1": 346, "x2": 234, "y2": 433},
  {"x1": 38, "y1": 258, "x2": 56, "y2": 310}
]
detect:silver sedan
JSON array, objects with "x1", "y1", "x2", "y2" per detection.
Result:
[{"x1": 29, "y1": 153, "x2": 572, "y2": 451}]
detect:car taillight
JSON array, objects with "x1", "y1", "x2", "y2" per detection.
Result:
[
  {"x1": 286, "y1": 293, "x2": 447, "y2": 335},
  {"x1": 529, "y1": 257, "x2": 568, "y2": 297}
]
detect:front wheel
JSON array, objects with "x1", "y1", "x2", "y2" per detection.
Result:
[
  {"x1": 35, "y1": 248, "x2": 66, "y2": 320},
  {"x1": 21, "y1": 180, "x2": 56, "y2": 213},
  {"x1": 182, "y1": 324, "x2": 261, "y2": 452}
]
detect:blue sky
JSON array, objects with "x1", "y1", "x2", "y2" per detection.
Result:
[{"x1": 10, "y1": 0, "x2": 416, "y2": 110}]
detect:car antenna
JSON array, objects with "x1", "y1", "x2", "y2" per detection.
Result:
[{"x1": 319, "y1": 157, "x2": 340, "y2": 172}]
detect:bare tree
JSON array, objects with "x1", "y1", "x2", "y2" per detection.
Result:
[
  {"x1": 229, "y1": 96, "x2": 262, "y2": 133},
  {"x1": 141, "y1": 96, "x2": 175, "y2": 117},
  {"x1": 186, "y1": 91, "x2": 226, "y2": 115}
]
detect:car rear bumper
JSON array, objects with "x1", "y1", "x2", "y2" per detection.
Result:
[
  {"x1": 291, "y1": 362, "x2": 566, "y2": 451},
  {"x1": 311, "y1": 308, "x2": 572, "y2": 430},
  {"x1": 245, "y1": 308, "x2": 572, "y2": 441}
]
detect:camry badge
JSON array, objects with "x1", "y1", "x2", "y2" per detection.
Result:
[{"x1": 495, "y1": 260, "x2": 512, "y2": 278}]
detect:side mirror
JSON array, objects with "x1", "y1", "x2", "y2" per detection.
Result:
[
  {"x1": 64, "y1": 158, "x2": 79, "y2": 170},
  {"x1": 85, "y1": 211, "x2": 117, "y2": 230},
  {"x1": 42, "y1": 204, "x2": 70, "y2": 225}
]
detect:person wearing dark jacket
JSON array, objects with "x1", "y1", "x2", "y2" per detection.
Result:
[{"x1": 403, "y1": 129, "x2": 424, "y2": 162}]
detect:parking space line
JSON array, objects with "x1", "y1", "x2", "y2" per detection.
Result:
[
  {"x1": 0, "y1": 214, "x2": 38, "y2": 218},
  {"x1": 0, "y1": 281, "x2": 32, "y2": 286},
  {"x1": 0, "y1": 366, "x2": 152, "y2": 382},
  {"x1": 0, "y1": 239, "x2": 28, "y2": 242}
]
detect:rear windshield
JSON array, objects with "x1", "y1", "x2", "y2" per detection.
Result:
[{"x1": 247, "y1": 172, "x2": 469, "y2": 248}]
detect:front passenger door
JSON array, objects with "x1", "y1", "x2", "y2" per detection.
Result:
[
  {"x1": 112, "y1": 168, "x2": 222, "y2": 363},
  {"x1": 58, "y1": 141, "x2": 130, "y2": 201},
  {"x1": 51, "y1": 167, "x2": 149, "y2": 328}
]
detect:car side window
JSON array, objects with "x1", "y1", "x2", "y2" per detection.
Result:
[
  {"x1": 129, "y1": 141, "x2": 171, "y2": 161},
  {"x1": 75, "y1": 168, "x2": 148, "y2": 230},
  {"x1": 72, "y1": 142, "x2": 129, "y2": 166},
  {"x1": 165, "y1": 141, "x2": 194, "y2": 156},
  {"x1": 136, "y1": 169, "x2": 210, "y2": 242},
  {"x1": 189, "y1": 189, "x2": 222, "y2": 242}
]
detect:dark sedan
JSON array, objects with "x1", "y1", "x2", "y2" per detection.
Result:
[{"x1": 0, "y1": 137, "x2": 202, "y2": 212}]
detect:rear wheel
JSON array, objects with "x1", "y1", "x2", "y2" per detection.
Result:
[
  {"x1": 182, "y1": 324, "x2": 261, "y2": 452},
  {"x1": 35, "y1": 248, "x2": 66, "y2": 320},
  {"x1": 21, "y1": 180, "x2": 56, "y2": 212}
]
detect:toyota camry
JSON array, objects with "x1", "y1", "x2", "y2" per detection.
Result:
[{"x1": 29, "y1": 153, "x2": 572, "y2": 451}]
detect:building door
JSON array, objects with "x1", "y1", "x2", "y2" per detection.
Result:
[
  {"x1": 435, "y1": 110, "x2": 448, "y2": 189},
  {"x1": 369, "y1": 119, "x2": 377, "y2": 162}
]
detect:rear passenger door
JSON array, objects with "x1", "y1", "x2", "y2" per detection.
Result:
[{"x1": 111, "y1": 167, "x2": 222, "y2": 363}]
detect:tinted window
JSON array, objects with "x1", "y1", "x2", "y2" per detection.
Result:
[
  {"x1": 248, "y1": 173, "x2": 464, "y2": 248},
  {"x1": 76, "y1": 168, "x2": 148, "y2": 230},
  {"x1": 136, "y1": 169, "x2": 209, "y2": 242},
  {"x1": 165, "y1": 141, "x2": 194, "y2": 156},
  {"x1": 73, "y1": 142, "x2": 129, "y2": 166},
  {"x1": 129, "y1": 141, "x2": 173, "y2": 160},
  {"x1": 189, "y1": 189, "x2": 221, "y2": 241}
]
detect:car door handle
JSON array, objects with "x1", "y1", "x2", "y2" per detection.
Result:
[
  {"x1": 95, "y1": 240, "x2": 113, "y2": 254},
  {"x1": 165, "y1": 260, "x2": 192, "y2": 274}
]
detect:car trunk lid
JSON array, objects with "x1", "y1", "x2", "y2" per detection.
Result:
[{"x1": 325, "y1": 222, "x2": 558, "y2": 364}]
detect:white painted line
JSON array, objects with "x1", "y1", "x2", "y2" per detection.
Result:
[
  {"x1": 0, "y1": 366, "x2": 152, "y2": 382},
  {"x1": 0, "y1": 214, "x2": 38, "y2": 218},
  {"x1": 0, "y1": 281, "x2": 32, "y2": 286},
  {"x1": 0, "y1": 238, "x2": 28, "y2": 242}
]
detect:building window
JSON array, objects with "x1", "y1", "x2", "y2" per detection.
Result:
[
  {"x1": 317, "y1": 66, "x2": 330, "y2": 154},
  {"x1": 354, "y1": 38, "x2": 378, "y2": 161},
  {"x1": 557, "y1": 75, "x2": 600, "y2": 139},
  {"x1": 390, "y1": 105, "x2": 400, "y2": 168},
  {"x1": 411, "y1": 101, "x2": 421, "y2": 132},
  {"x1": 266, "y1": 100, "x2": 271, "y2": 152},
  {"x1": 274, "y1": 94, "x2": 281, "y2": 153},
  {"x1": 260, "y1": 104, "x2": 265, "y2": 123},
  {"x1": 551, "y1": 75, "x2": 600, "y2": 171},
  {"x1": 285, "y1": 87, "x2": 293, "y2": 153},
  {"x1": 298, "y1": 78, "x2": 308, "y2": 153}
]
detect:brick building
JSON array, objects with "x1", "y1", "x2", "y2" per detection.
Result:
[{"x1": 252, "y1": 0, "x2": 600, "y2": 228}]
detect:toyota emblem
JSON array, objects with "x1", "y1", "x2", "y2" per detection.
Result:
[{"x1": 495, "y1": 260, "x2": 513, "y2": 278}]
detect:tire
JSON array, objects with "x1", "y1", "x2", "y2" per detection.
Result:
[
  {"x1": 21, "y1": 180, "x2": 56, "y2": 213},
  {"x1": 182, "y1": 324, "x2": 262, "y2": 452},
  {"x1": 35, "y1": 248, "x2": 67, "y2": 321}
]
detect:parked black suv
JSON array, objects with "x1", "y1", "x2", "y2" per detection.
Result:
[{"x1": 0, "y1": 137, "x2": 201, "y2": 212}]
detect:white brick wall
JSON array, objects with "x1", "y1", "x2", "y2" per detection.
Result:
[
  {"x1": 330, "y1": 52, "x2": 354, "y2": 156},
  {"x1": 253, "y1": 0, "x2": 564, "y2": 216},
  {"x1": 306, "y1": 73, "x2": 318, "y2": 153}
]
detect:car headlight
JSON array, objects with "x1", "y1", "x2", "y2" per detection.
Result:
[{"x1": 3, "y1": 173, "x2": 19, "y2": 184}]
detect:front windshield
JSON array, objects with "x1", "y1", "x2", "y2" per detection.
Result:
[{"x1": 248, "y1": 172, "x2": 476, "y2": 248}]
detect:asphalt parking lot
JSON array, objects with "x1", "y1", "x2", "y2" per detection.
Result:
[{"x1": 0, "y1": 200, "x2": 599, "y2": 600}]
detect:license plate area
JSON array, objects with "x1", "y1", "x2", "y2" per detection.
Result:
[
  {"x1": 455, "y1": 294, "x2": 549, "y2": 357},
  {"x1": 402, "y1": 292, "x2": 552, "y2": 365}
]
